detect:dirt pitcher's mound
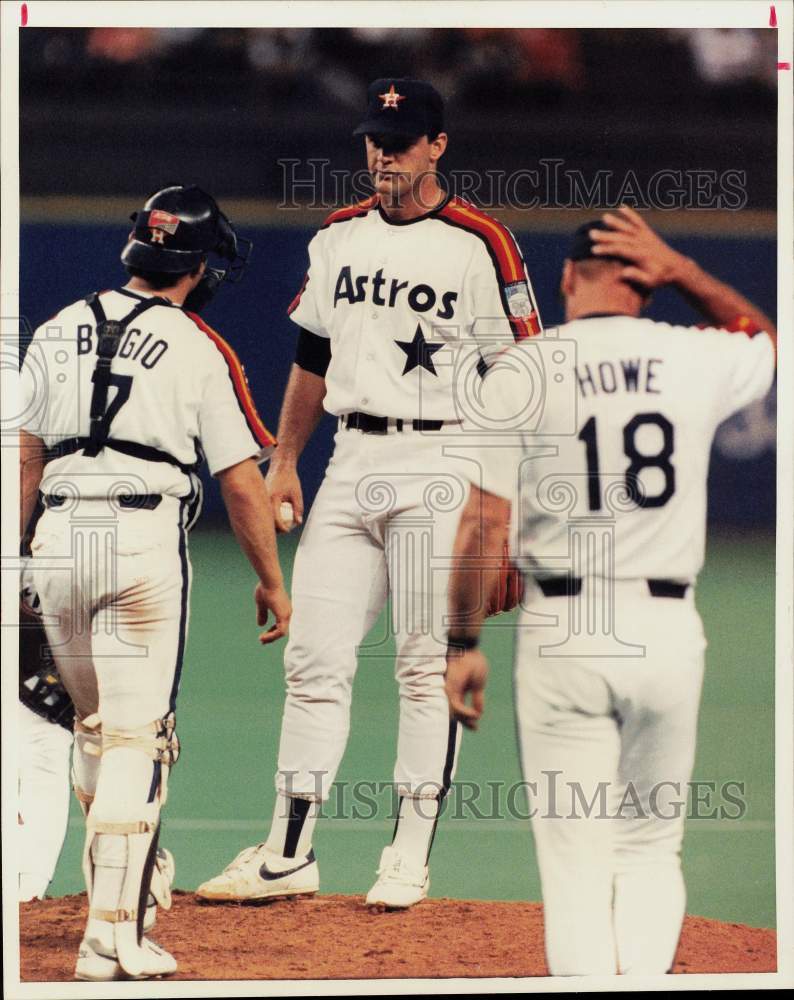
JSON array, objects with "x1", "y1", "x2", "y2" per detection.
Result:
[{"x1": 19, "y1": 892, "x2": 776, "y2": 981}]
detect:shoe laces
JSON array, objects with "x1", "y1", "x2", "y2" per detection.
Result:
[
  {"x1": 387, "y1": 854, "x2": 404, "y2": 876},
  {"x1": 224, "y1": 842, "x2": 266, "y2": 873},
  {"x1": 379, "y1": 849, "x2": 422, "y2": 883}
]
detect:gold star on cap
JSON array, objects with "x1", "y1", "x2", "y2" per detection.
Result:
[{"x1": 378, "y1": 84, "x2": 406, "y2": 110}]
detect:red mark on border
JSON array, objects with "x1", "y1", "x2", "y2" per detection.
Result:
[
  {"x1": 20, "y1": 3, "x2": 28, "y2": 26},
  {"x1": 770, "y1": 8, "x2": 787, "y2": 72}
]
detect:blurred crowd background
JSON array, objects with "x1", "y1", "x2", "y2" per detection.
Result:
[
  {"x1": 20, "y1": 27, "x2": 777, "y2": 205},
  {"x1": 23, "y1": 26, "x2": 778, "y2": 107}
]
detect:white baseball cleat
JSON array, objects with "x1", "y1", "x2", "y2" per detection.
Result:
[
  {"x1": 365, "y1": 846, "x2": 429, "y2": 910},
  {"x1": 196, "y1": 843, "x2": 319, "y2": 902},
  {"x1": 75, "y1": 936, "x2": 177, "y2": 981}
]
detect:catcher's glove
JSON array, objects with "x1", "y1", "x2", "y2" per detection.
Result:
[
  {"x1": 19, "y1": 594, "x2": 75, "y2": 732},
  {"x1": 485, "y1": 540, "x2": 524, "y2": 617}
]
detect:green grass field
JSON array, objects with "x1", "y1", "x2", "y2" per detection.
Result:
[{"x1": 48, "y1": 527, "x2": 776, "y2": 928}]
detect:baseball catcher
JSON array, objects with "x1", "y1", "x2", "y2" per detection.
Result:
[{"x1": 19, "y1": 185, "x2": 288, "y2": 980}]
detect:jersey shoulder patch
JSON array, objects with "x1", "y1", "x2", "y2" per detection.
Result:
[{"x1": 438, "y1": 197, "x2": 541, "y2": 340}]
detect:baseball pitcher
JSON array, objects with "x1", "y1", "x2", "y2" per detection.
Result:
[{"x1": 198, "y1": 78, "x2": 541, "y2": 909}]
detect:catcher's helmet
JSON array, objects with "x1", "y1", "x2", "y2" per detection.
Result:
[{"x1": 121, "y1": 185, "x2": 250, "y2": 278}]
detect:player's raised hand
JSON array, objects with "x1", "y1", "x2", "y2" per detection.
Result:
[
  {"x1": 589, "y1": 205, "x2": 687, "y2": 291},
  {"x1": 255, "y1": 581, "x2": 292, "y2": 644},
  {"x1": 266, "y1": 462, "x2": 304, "y2": 533},
  {"x1": 445, "y1": 648, "x2": 489, "y2": 731}
]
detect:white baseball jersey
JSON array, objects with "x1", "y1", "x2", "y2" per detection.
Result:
[
  {"x1": 287, "y1": 194, "x2": 541, "y2": 419},
  {"x1": 20, "y1": 288, "x2": 275, "y2": 498},
  {"x1": 473, "y1": 315, "x2": 775, "y2": 582}
]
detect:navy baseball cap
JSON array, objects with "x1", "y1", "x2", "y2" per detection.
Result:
[
  {"x1": 353, "y1": 78, "x2": 445, "y2": 139},
  {"x1": 568, "y1": 220, "x2": 630, "y2": 264}
]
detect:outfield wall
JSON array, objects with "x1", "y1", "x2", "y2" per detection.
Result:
[{"x1": 19, "y1": 217, "x2": 776, "y2": 528}]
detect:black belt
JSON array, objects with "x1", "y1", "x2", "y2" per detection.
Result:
[
  {"x1": 535, "y1": 576, "x2": 689, "y2": 599},
  {"x1": 43, "y1": 493, "x2": 163, "y2": 511},
  {"x1": 342, "y1": 412, "x2": 446, "y2": 434}
]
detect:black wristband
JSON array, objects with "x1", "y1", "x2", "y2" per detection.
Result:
[{"x1": 447, "y1": 634, "x2": 480, "y2": 652}]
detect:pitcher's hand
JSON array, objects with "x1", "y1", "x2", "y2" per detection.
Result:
[
  {"x1": 255, "y1": 582, "x2": 292, "y2": 644},
  {"x1": 266, "y1": 462, "x2": 304, "y2": 533}
]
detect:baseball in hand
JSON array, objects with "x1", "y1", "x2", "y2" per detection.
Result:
[{"x1": 279, "y1": 501, "x2": 295, "y2": 531}]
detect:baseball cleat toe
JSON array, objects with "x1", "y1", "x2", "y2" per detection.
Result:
[{"x1": 196, "y1": 843, "x2": 319, "y2": 902}]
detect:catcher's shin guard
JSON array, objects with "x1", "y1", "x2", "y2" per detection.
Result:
[
  {"x1": 113, "y1": 824, "x2": 162, "y2": 975},
  {"x1": 82, "y1": 713, "x2": 179, "y2": 976}
]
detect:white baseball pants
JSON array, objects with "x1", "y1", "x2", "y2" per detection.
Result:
[
  {"x1": 18, "y1": 702, "x2": 73, "y2": 901},
  {"x1": 276, "y1": 425, "x2": 466, "y2": 801},
  {"x1": 515, "y1": 578, "x2": 706, "y2": 975},
  {"x1": 29, "y1": 494, "x2": 192, "y2": 826},
  {"x1": 30, "y1": 496, "x2": 191, "y2": 732}
]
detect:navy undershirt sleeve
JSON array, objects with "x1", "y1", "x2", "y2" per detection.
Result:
[{"x1": 295, "y1": 328, "x2": 331, "y2": 377}]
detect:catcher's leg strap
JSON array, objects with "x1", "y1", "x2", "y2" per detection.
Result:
[
  {"x1": 101, "y1": 712, "x2": 180, "y2": 806},
  {"x1": 86, "y1": 826, "x2": 159, "y2": 924}
]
